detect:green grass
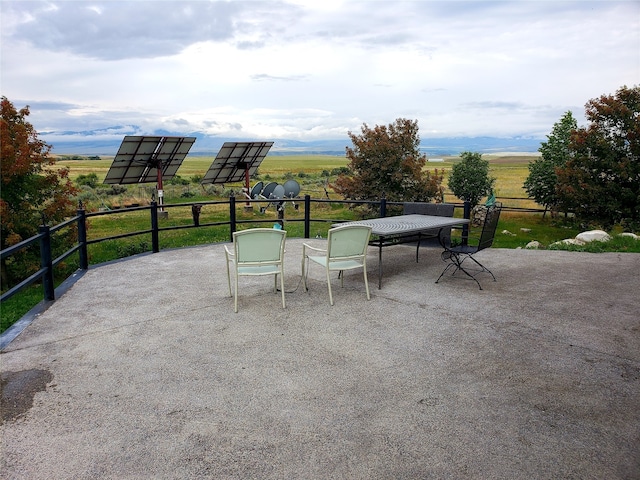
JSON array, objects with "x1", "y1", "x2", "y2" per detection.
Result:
[
  {"x1": 491, "y1": 212, "x2": 582, "y2": 249},
  {"x1": 547, "y1": 234, "x2": 640, "y2": 253},
  {"x1": 1, "y1": 285, "x2": 43, "y2": 332}
]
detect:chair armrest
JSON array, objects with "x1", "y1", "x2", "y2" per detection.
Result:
[
  {"x1": 224, "y1": 245, "x2": 234, "y2": 259},
  {"x1": 302, "y1": 243, "x2": 326, "y2": 256}
]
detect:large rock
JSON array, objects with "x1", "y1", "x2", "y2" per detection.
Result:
[
  {"x1": 471, "y1": 205, "x2": 488, "y2": 227},
  {"x1": 576, "y1": 230, "x2": 612, "y2": 243}
]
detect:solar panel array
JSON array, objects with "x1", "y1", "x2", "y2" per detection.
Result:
[
  {"x1": 103, "y1": 136, "x2": 196, "y2": 185},
  {"x1": 200, "y1": 141, "x2": 274, "y2": 185}
]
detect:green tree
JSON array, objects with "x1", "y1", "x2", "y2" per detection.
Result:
[
  {"x1": 524, "y1": 111, "x2": 577, "y2": 213},
  {"x1": 556, "y1": 85, "x2": 640, "y2": 230},
  {"x1": 333, "y1": 118, "x2": 444, "y2": 207},
  {"x1": 447, "y1": 151, "x2": 495, "y2": 207},
  {"x1": 1, "y1": 97, "x2": 78, "y2": 288}
]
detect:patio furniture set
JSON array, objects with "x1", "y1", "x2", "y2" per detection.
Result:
[{"x1": 225, "y1": 203, "x2": 502, "y2": 312}]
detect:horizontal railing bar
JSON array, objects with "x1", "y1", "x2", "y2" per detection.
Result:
[
  {"x1": 86, "y1": 229, "x2": 152, "y2": 245},
  {"x1": 52, "y1": 244, "x2": 82, "y2": 267},
  {"x1": 0, "y1": 232, "x2": 43, "y2": 260},
  {"x1": 0, "y1": 268, "x2": 46, "y2": 303},
  {"x1": 50, "y1": 215, "x2": 81, "y2": 234}
]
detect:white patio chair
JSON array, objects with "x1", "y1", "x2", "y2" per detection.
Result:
[
  {"x1": 225, "y1": 228, "x2": 287, "y2": 312},
  {"x1": 302, "y1": 224, "x2": 372, "y2": 305}
]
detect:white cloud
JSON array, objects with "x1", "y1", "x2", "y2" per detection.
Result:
[{"x1": 1, "y1": 0, "x2": 638, "y2": 147}]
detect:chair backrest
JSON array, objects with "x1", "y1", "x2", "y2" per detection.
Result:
[
  {"x1": 477, "y1": 202, "x2": 502, "y2": 252},
  {"x1": 404, "y1": 202, "x2": 456, "y2": 246},
  {"x1": 233, "y1": 228, "x2": 286, "y2": 263},
  {"x1": 327, "y1": 225, "x2": 372, "y2": 259},
  {"x1": 403, "y1": 202, "x2": 455, "y2": 217}
]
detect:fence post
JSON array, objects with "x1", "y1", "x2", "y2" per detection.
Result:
[
  {"x1": 277, "y1": 202, "x2": 285, "y2": 229},
  {"x1": 150, "y1": 201, "x2": 159, "y2": 253},
  {"x1": 304, "y1": 195, "x2": 311, "y2": 239},
  {"x1": 39, "y1": 225, "x2": 55, "y2": 301},
  {"x1": 77, "y1": 207, "x2": 88, "y2": 270},
  {"x1": 229, "y1": 194, "x2": 236, "y2": 241},
  {"x1": 380, "y1": 196, "x2": 387, "y2": 217}
]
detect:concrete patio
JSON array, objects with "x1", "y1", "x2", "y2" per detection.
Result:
[{"x1": 1, "y1": 240, "x2": 639, "y2": 479}]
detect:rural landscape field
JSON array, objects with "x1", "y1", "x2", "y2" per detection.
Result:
[
  {"x1": 55, "y1": 150, "x2": 637, "y2": 260},
  {"x1": 56, "y1": 153, "x2": 539, "y2": 208},
  {"x1": 56, "y1": 152, "x2": 550, "y2": 248}
]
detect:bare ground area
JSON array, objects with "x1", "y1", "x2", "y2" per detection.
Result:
[{"x1": 1, "y1": 241, "x2": 639, "y2": 479}]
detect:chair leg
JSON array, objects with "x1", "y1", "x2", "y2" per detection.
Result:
[
  {"x1": 226, "y1": 259, "x2": 232, "y2": 297},
  {"x1": 436, "y1": 253, "x2": 486, "y2": 290},
  {"x1": 363, "y1": 264, "x2": 370, "y2": 300},
  {"x1": 456, "y1": 262, "x2": 483, "y2": 290},
  {"x1": 435, "y1": 262, "x2": 456, "y2": 284},
  {"x1": 234, "y1": 275, "x2": 239, "y2": 313},
  {"x1": 279, "y1": 270, "x2": 286, "y2": 309},
  {"x1": 326, "y1": 268, "x2": 334, "y2": 305},
  {"x1": 302, "y1": 256, "x2": 309, "y2": 292},
  {"x1": 462, "y1": 255, "x2": 497, "y2": 282}
]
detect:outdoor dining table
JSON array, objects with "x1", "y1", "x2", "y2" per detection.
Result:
[{"x1": 335, "y1": 214, "x2": 470, "y2": 289}]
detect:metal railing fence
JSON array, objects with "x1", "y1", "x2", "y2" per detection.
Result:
[{"x1": 1, "y1": 195, "x2": 543, "y2": 306}]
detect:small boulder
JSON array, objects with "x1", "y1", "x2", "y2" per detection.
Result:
[
  {"x1": 550, "y1": 238, "x2": 586, "y2": 247},
  {"x1": 618, "y1": 232, "x2": 639, "y2": 240},
  {"x1": 520, "y1": 228, "x2": 531, "y2": 233},
  {"x1": 525, "y1": 241, "x2": 541, "y2": 249},
  {"x1": 501, "y1": 230, "x2": 516, "y2": 236},
  {"x1": 576, "y1": 230, "x2": 612, "y2": 243}
]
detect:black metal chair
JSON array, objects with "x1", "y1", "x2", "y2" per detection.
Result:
[
  {"x1": 403, "y1": 202, "x2": 456, "y2": 261},
  {"x1": 435, "y1": 202, "x2": 502, "y2": 290}
]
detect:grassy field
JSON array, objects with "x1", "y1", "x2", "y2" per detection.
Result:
[
  {"x1": 56, "y1": 153, "x2": 537, "y2": 208},
  {"x1": 56, "y1": 154, "x2": 348, "y2": 180}
]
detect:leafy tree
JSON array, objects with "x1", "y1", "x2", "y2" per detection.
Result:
[
  {"x1": 524, "y1": 111, "x2": 577, "y2": 213},
  {"x1": 333, "y1": 118, "x2": 444, "y2": 207},
  {"x1": 1, "y1": 97, "x2": 78, "y2": 288},
  {"x1": 447, "y1": 151, "x2": 495, "y2": 207},
  {"x1": 556, "y1": 85, "x2": 640, "y2": 230}
]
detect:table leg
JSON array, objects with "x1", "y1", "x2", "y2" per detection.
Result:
[{"x1": 378, "y1": 238, "x2": 383, "y2": 289}]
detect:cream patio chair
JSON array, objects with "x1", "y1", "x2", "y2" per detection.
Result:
[
  {"x1": 302, "y1": 224, "x2": 372, "y2": 305},
  {"x1": 225, "y1": 228, "x2": 287, "y2": 313}
]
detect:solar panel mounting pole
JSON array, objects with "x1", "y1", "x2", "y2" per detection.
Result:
[
  {"x1": 239, "y1": 161, "x2": 252, "y2": 210},
  {"x1": 153, "y1": 137, "x2": 167, "y2": 212}
]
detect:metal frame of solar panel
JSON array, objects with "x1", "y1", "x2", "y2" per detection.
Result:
[
  {"x1": 103, "y1": 136, "x2": 196, "y2": 185},
  {"x1": 200, "y1": 141, "x2": 274, "y2": 185}
]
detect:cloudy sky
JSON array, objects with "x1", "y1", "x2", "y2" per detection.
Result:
[{"x1": 1, "y1": 0, "x2": 638, "y2": 147}]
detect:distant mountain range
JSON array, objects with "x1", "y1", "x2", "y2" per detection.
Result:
[{"x1": 43, "y1": 128, "x2": 543, "y2": 156}]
